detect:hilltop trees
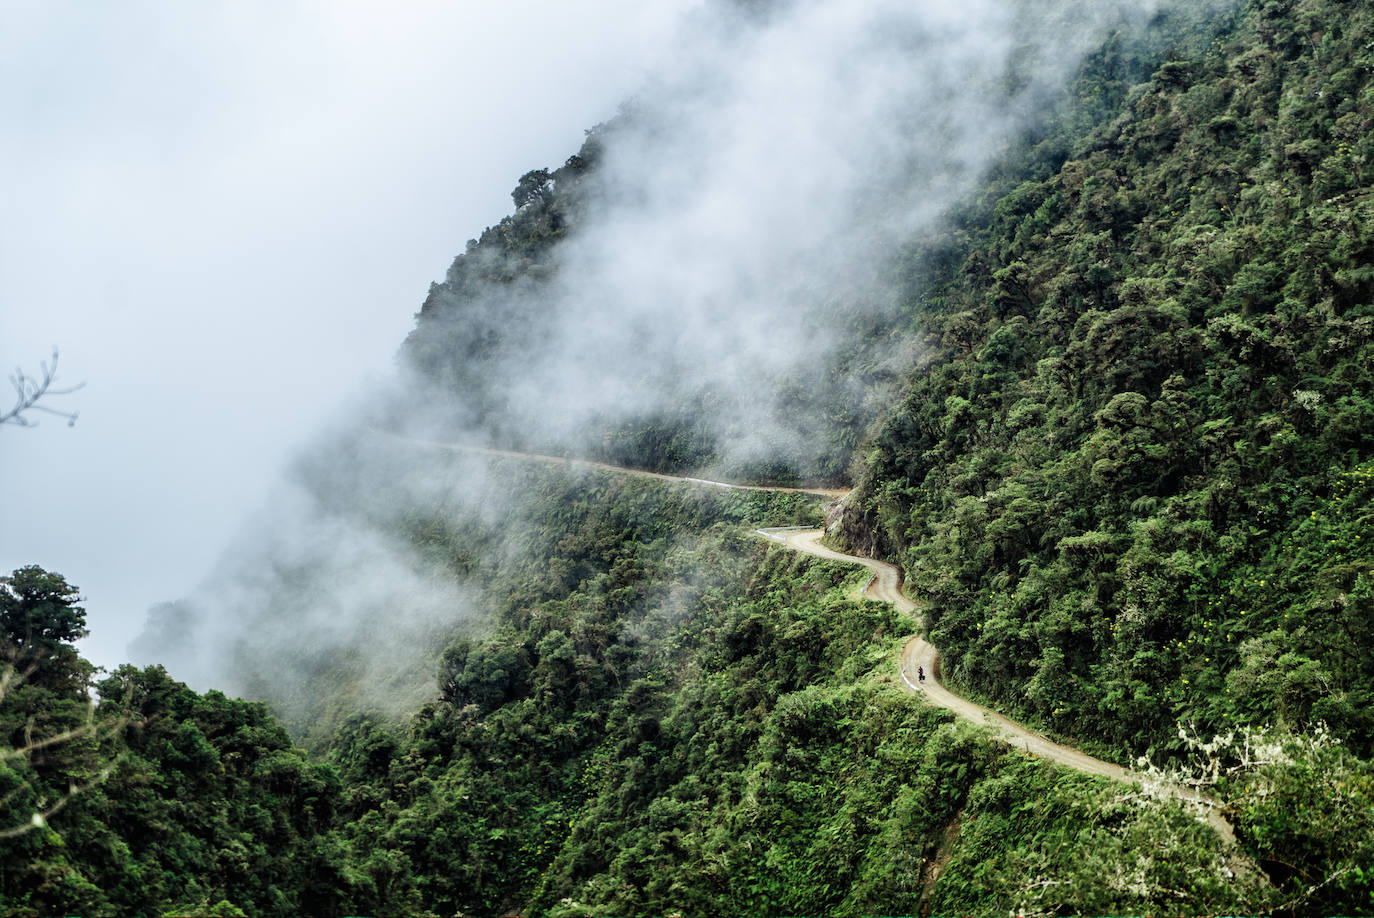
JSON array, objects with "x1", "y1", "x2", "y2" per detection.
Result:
[
  {"x1": 512, "y1": 168, "x2": 553, "y2": 208},
  {"x1": 2, "y1": 566, "x2": 87, "y2": 674},
  {"x1": 0, "y1": 567, "x2": 357, "y2": 916},
  {"x1": 0, "y1": 567, "x2": 103, "y2": 844}
]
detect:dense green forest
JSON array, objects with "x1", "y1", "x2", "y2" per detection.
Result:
[
  {"x1": 6, "y1": 0, "x2": 1374, "y2": 914},
  {"x1": 839, "y1": 0, "x2": 1374, "y2": 763}
]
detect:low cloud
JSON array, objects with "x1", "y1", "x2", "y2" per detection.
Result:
[{"x1": 132, "y1": 0, "x2": 1233, "y2": 714}]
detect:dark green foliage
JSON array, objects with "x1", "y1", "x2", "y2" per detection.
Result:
[
  {"x1": 1224, "y1": 727, "x2": 1374, "y2": 906},
  {"x1": 0, "y1": 567, "x2": 85, "y2": 650},
  {"x1": 1, "y1": 567, "x2": 101, "y2": 872},
  {"x1": 0, "y1": 656, "x2": 355, "y2": 917},
  {"x1": 314, "y1": 469, "x2": 841, "y2": 915},
  {"x1": 1, "y1": 567, "x2": 87, "y2": 692},
  {"x1": 929, "y1": 756, "x2": 1258, "y2": 914},
  {"x1": 0, "y1": 568, "x2": 357, "y2": 918},
  {"x1": 10, "y1": 0, "x2": 1374, "y2": 912},
  {"x1": 81, "y1": 666, "x2": 350, "y2": 917},
  {"x1": 321, "y1": 520, "x2": 1251, "y2": 916},
  {"x1": 835, "y1": 0, "x2": 1374, "y2": 907},
  {"x1": 844, "y1": 0, "x2": 1374, "y2": 752}
]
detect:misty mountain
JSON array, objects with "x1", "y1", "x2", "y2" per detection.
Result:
[
  {"x1": 133, "y1": 0, "x2": 1245, "y2": 734},
  {"x1": 9, "y1": 0, "x2": 1374, "y2": 914},
  {"x1": 391, "y1": 0, "x2": 1232, "y2": 485}
]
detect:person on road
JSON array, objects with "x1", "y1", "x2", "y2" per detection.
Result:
[{"x1": 917, "y1": 665, "x2": 925, "y2": 683}]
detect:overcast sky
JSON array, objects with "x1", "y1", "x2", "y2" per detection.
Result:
[{"x1": 0, "y1": 0, "x2": 695, "y2": 669}]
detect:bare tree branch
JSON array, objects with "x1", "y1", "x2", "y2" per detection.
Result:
[{"x1": 1, "y1": 348, "x2": 84, "y2": 427}]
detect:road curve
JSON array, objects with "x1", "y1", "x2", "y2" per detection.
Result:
[
  {"x1": 758, "y1": 529, "x2": 1131, "y2": 780},
  {"x1": 382, "y1": 432, "x2": 1244, "y2": 853},
  {"x1": 758, "y1": 527, "x2": 1244, "y2": 850}
]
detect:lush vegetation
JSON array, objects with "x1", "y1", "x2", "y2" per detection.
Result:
[
  {"x1": 6, "y1": 0, "x2": 1374, "y2": 913},
  {"x1": 832, "y1": 0, "x2": 1374, "y2": 904},
  {"x1": 3, "y1": 462, "x2": 1363, "y2": 914},
  {"x1": 1, "y1": 530, "x2": 1259, "y2": 915},
  {"x1": 842, "y1": 0, "x2": 1374, "y2": 759},
  {"x1": 1, "y1": 568, "x2": 350, "y2": 917}
]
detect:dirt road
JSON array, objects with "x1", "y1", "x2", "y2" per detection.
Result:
[
  {"x1": 387, "y1": 432, "x2": 1244, "y2": 852},
  {"x1": 759, "y1": 526, "x2": 1243, "y2": 849},
  {"x1": 393, "y1": 434, "x2": 849, "y2": 499}
]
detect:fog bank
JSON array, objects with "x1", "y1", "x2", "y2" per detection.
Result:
[{"x1": 129, "y1": 0, "x2": 1230, "y2": 710}]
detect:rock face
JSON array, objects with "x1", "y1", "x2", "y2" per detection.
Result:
[
  {"x1": 824, "y1": 490, "x2": 885, "y2": 561},
  {"x1": 823, "y1": 495, "x2": 848, "y2": 534}
]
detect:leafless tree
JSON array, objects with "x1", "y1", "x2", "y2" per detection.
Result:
[{"x1": 2, "y1": 348, "x2": 83, "y2": 427}]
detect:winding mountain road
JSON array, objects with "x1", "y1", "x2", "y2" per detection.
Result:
[
  {"x1": 390, "y1": 434, "x2": 849, "y2": 499},
  {"x1": 758, "y1": 527, "x2": 1239, "y2": 842},
  {"x1": 387, "y1": 432, "x2": 1245, "y2": 853},
  {"x1": 758, "y1": 528, "x2": 1137, "y2": 782}
]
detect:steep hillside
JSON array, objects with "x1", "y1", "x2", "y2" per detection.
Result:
[
  {"x1": 11, "y1": 0, "x2": 1374, "y2": 915},
  {"x1": 388, "y1": 3, "x2": 1230, "y2": 488},
  {"x1": 317, "y1": 1, "x2": 1374, "y2": 911},
  {"x1": 833, "y1": 0, "x2": 1374, "y2": 900},
  {"x1": 327, "y1": 499, "x2": 1258, "y2": 916},
  {"x1": 392, "y1": 119, "x2": 893, "y2": 486},
  {"x1": 841, "y1": 0, "x2": 1374, "y2": 757}
]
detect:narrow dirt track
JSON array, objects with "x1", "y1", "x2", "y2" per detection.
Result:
[
  {"x1": 759, "y1": 526, "x2": 1245, "y2": 852},
  {"x1": 389, "y1": 434, "x2": 849, "y2": 499},
  {"x1": 759, "y1": 529, "x2": 1134, "y2": 782},
  {"x1": 384, "y1": 432, "x2": 1246, "y2": 857}
]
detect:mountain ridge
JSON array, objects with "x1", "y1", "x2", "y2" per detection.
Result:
[{"x1": 6, "y1": 0, "x2": 1374, "y2": 914}]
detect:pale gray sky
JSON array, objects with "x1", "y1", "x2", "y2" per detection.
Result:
[{"x1": 0, "y1": 0, "x2": 695, "y2": 668}]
